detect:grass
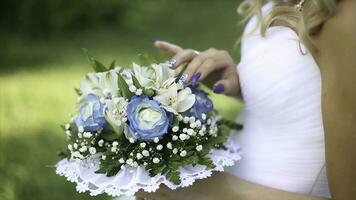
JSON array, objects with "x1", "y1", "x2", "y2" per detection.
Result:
[{"x1": 0, "y1": 1, "x2": 243, "y2": 199}]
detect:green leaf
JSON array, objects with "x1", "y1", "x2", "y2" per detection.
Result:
[
  {"x1": 175, "y1": 64, "x2": 188, "y2": 82},
  {"x1": 219, "y1": 119, "x2": 243, "y2": 130},
  {"x1": 167, "y1": 171, "x2": 181, "y2": 185},
  {"x1": 131, "y1": 75, "x2": 142, "y2": 89},
  {"x1": 74, "y1": 88, "x2": 81, "y2": 95},
  {"x1": 82, "y1": 48, "x2": 107, "y2": 72},
  {"x1": 135, "y1": 53, "x2": 151, "y2": 66},
  {"x1": 101, "y1": 132, "x2": 121, "y2": 141},
  {"x1": 143, "y1": 88, "x2": 155, "y2": 97},
  {"x1": 109, "y1": 60, "x2": 116, "y2": 69},
  {"x1": 116, "y1": 72, "x2": 134, "y2": 100}
]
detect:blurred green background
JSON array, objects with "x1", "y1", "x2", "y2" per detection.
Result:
[{"x1": 0, "y1": 0, "x2": 243, "y2": 199}]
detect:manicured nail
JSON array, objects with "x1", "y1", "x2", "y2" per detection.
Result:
[
  {"x1": 178, "y1": 74, "x2": 188, "y2": 85},
  {"x1": 213, "y1": 84, "x2": 224, "y2": 93},
  {"x1": 168, "y1": 59, "x2": 177, "y2": 68},
  {"x1": 191, "y1": 72, "x2": 201, "y2": 85}
]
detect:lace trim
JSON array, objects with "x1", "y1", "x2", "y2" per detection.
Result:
[{"x1": 56, "y1": 139, "x2": 240, "y2": 197}]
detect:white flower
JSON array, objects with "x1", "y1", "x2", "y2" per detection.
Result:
[
  {"x1": 136, "y1": 153, "x2": 143, "y2": 160},
  {"x1": 79, "y1": 68, "x2": 121, "y2": 98},
  {"x1": 132, "y1": 62, "x2": 175, "y2": 89},
  {"x1": 121, "y1": 165, "x2": 126, "y2": 170},
  {"x1": 102, "y1": 155, "x2": 106, "y2": 160},
  {"x1": 89, "y1": 147, "x2": 96, "y2": 155},
  {"x1": 179, "y1": 134, "x2": 189, "y2": 141},
  {"x1": 201, "y1": 113, "x2": 207, "y2": 120},
  {"x1": 135, "y1": 89, "x2": 143, "y2": 96},
  {"x1": 196, "y1": 145, "x2": 203, "y2": 152},
  {"x1": 172, "y1": 135, "x2": 178, "y2": 141},
  {"x1": 152, "y1": 157, "x2": 160, "y2": 164},
  {"x1": 166, "y1": 142, "x2": 172, "y2": 149},
  {"x1": 195, "y1": 120, "x2": 202, "y2": 127},
  {"x1": 180, "y1": 150, "x2": 187, "y2": 157},
  {"x1": 79, "y1": 146, "x2": 87, "y2": 152},
  {"x1": 129, "y1": 138, "x2": 135, "y2": 143},
  {"x1": 112, "y1": 141, "x2": 119, "y2": 147},
  {"x1": 65, "y1": 130, "x2": 71, "y2": 137},
  {"x1": 187, "y1": 129, "x2": 195, "y2": 136},
  {"x1": 183, "y1": 116, "x2": 190, "y2": 123},
  {"x1": 104, "y1": 97, "x2": 128, "y2": 135},
  {"x1": 189, "y1": 116, "x2": 195, "y2": 123},
  {"x1": 83, "y1": 132, "x2": 92, "y2": 138},
  {"x1": 142, "y1": 150, "x2": 150, "y2": 157},
  {"x1": 129, "y1": 85, "x2": 137, "y2": 92},
  {"x1": 154, "y1": 82, "x2": 196, "y2": 114},
  {"x1": 140, "y1": 142, "x2": 147, "y2": 148},
  {"x1": 98, "y1": 139, "x2": 104, "y2": 147},
  {"x1": 67, "y1": 144, "x2": 73, "y2": 151},
  {"x1": 177, "y1": 114, "x2": 183, "y2": 121},
  {"x1": 153, "y1": 137, "x2": 159, "y2": 143},
  {"x1": 156, "y1": 144, "x2": 163, "y2": 150},
  {"x1": 172, "y1": 126, "x2": 179, "y2": 132},
  {"x1": 65, "y1": 124, "x2": 70, "y2": 130},
  {"x1": 126, "y1": 158, "x2": 133, "y2": 165},
  {"x1": 77, "y1": 132, "x2": 82, "y2": 138},
  {"x1": 119, "y1": 158, "x2": 125, "y2": 163},
  {"x1": 143, "y1": 162, "x2": 148, "y2": 166},
  {"x1": 111, "y1": 146, "x2": 117, "y2": 152},
  {"x1": 190, "y1": 122, "x2": 197, "y2": 129},
  {"x1": 173, "y1": 148, "x2": 178, "y2": 154},
  {"x1": 78, "y1": 126, "x2": 84, "y2": 133},
  {"x1": 73, "y1": 143, "x2": 78, "y2": 149}
]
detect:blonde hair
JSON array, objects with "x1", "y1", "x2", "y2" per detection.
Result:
[{"x1": 237, "y1": 0, "x2": 340, "y2": 51}]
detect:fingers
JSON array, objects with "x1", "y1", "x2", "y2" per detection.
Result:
[
  {"x1": 213, "y1": 72, "x2": 240, "y2": 96},
  {"x1": 196, "y1": 58, "x2": 220, "y2": 81},
  {"x1": 154, "y1": 40, "x2": 183, "y2": 56},
  {"x1": 170, "y1": 49, "x2": 199, "y2": 69},
  {"x1": 183, "y1": 56, "x2": 204, "y2": 83}
]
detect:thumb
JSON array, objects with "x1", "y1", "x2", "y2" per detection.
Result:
[{"x1": 212, "y1": 75, "x2": 240, "y2": 96}]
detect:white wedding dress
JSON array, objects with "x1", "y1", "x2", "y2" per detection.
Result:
[{"x1": 227, "y1": 3, "x2": 330, "y2": 198}]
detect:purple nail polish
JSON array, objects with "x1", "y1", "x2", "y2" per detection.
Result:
[
  {"x1": 168, "y1": 59, "x2": 177, "y2": 68},
  {"x1": 213, "y1": 84, "x2": 224, "y2": 93},
  {"x1": 178, "y1": 74, "x2": 188, "y2": 85},
  {"x1": 191, "y1": 72, "x2": 201, "y2": 85}
]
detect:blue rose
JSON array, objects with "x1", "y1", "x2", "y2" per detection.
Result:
[
  {"x1": 75, "y1": 94, "x2": 107, "y2": 132},
  {"x1": 186, "y1": 87, "x2": 213, "y2": 121},
  {"x1": 126, "y1": 95, "x2": 170, "y2": 141}
]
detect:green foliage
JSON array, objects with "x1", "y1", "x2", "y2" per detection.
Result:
[
  {"x1": 82, "y1": 48, "x2": 108, "y2": 72},
  {"x1": 117, "y1": 72, "x2": 134, "y2": 100}
]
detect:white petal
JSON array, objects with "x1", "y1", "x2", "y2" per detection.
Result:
[{"x1": 177, "y1": 88, "x2": 196, "y2": 112}]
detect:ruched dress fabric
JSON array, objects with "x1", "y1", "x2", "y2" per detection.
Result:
[{"x1": 227, "y1": 3, "x2": 331, "y2": 198}]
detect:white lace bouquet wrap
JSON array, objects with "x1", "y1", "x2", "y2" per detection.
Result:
[{"x1": 56, "y1": 52, "x2": 242, "y2": 197}]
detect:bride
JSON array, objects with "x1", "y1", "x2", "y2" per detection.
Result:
[{"x1": 137, "y1": 0, "x2": 356, "y2": 199}]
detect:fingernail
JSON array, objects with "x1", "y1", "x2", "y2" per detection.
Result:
[
  {"x1": 213, "y1": 84, "x2": 224, "y2": 93},
  {"x1": 178, "y1": 74, "x2": 188, "y2": 85},
  {"x1": 191, "y1": 72, "x2": 201, "y2": 85},
  {"x1": 168, "y1": 59, "x2": 177, "y2": 68}
]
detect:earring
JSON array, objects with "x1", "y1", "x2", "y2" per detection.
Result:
[{"x1": 295, "y1": 0, "x2": 305, "y2": 12}]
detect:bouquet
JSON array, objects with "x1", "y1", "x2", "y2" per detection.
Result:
[{"x1": 56, "y1": 51, "x2": 242, "y2": 197}]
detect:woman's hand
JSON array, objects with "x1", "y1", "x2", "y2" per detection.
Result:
[{"x1": 154, "y1": 40, "x2": 240, "y2": 96}]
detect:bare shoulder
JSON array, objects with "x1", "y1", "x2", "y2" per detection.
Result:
[{"x1": 312, "y1": 0, "x2": 356, "y2": 199}]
